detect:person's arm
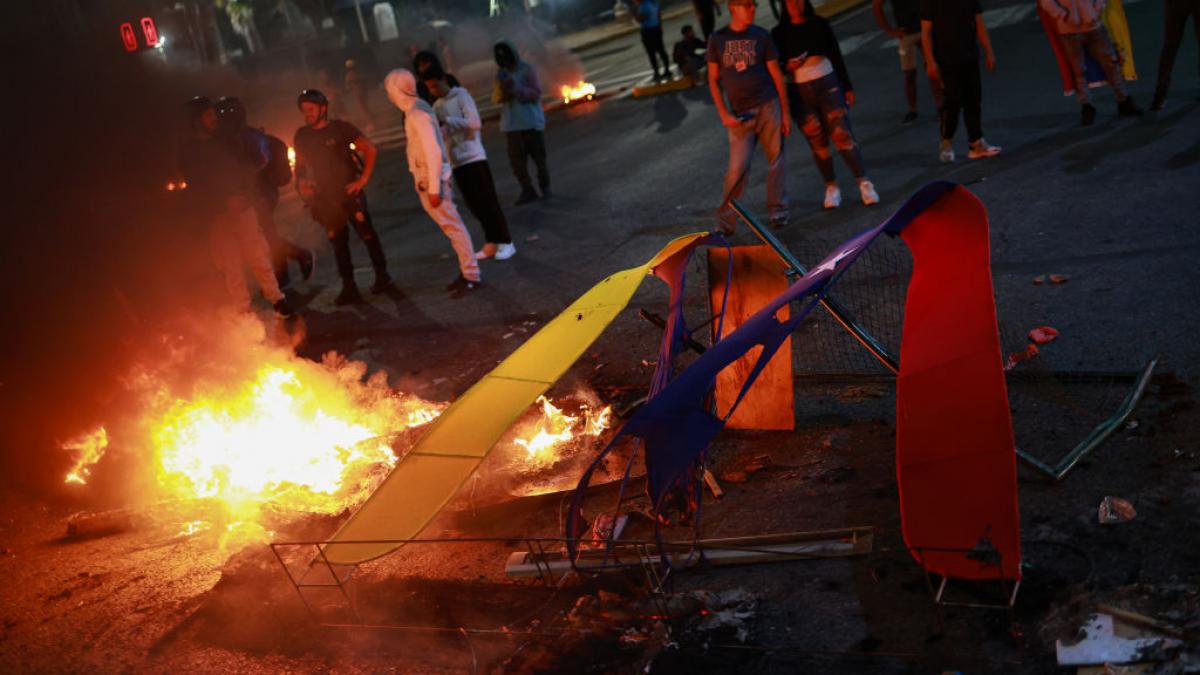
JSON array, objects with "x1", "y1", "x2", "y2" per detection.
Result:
[
  {"x1": 975, "y1": 10, "x2": 995, "y2": 70},
  {"x1": 514, "y1": 66, "x2": 543, "y2": 103},
  {"x1": 707, "y1": 62, "x2": 738, "y2": 128},
  {"x1": 766, "y1": 59, "x2": 791, "y2": 136},
  {"x1": 346, "y1": 133, "x2": 377, "y2": 195},
  {"x1": 824, "y1": 22, "x2": 854, "y2": 102},
  {"x1": 444, "y1": 93, "x2": 482, "y2": 133},
  {"x1": 872, "y1": 0, "x2": 902, "y2": 37},
  {"x1": 920, "y1": 19, "x2": 939, "y2": 82},
  {"x1": 1037, "y1": 0, "x2": 1067, "y2": 20},
  {"x1": 416, "y1": 113, "x2": 445, "y2": 204}
]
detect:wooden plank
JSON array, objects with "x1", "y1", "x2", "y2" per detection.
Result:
[
  {"x1": 707, "y1": 246, "x2": 795, "y2": 430},
  {"x1": 505, "y1": 527, "x2": 873, "y2": 578}
]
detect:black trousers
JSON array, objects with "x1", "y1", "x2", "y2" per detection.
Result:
[
  {"x1": 1154, "y1": 0, "x2": 1200, "y2": 98},
  {"x1": 453, "y1": 160, "x2": 512, "y2": 245},
  {"x1": 693, "y1": 0, "x2": 716, "y2": 40},
  {"x1": 256, "y1": 187, "x2": 308, "y2": 283},
  {"x1": 311, "y1": 192, "x2": 388, "y2": 284},
  {"x1": 641, "y1": 26, "x2": 670, "y2": 76},
  {"x1": 505, "y1": 129, "x2": 549, "y2": 193},
  {"x1": 940, "y1": 61, "x2": 983, "y2": 143}
]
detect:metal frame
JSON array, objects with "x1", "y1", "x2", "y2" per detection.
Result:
[{"x1": 730, "y1": 199, "x2": 900, "y2": 375}]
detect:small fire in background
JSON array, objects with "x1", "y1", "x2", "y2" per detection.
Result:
[
  {"x1": 286, "y1": 146, "x2": 296, "y2": 170},
  {"x1": 63, "y1": 426, "x2": 110, "y2": 485},
  {"x1": 165, "y1": 180, "x2": 187, "y2": 192},
  {"x1": 514, "y1": 395, "x2": 612, "y2": 469},
  {"x1": 561, "y1": 80, "x2": 596, "y2": 105},
  {"x1": 62, "y1": 313, "x2": 445, "y2": 553}
]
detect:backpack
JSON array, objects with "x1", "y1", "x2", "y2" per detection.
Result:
[{"x1": 263, "y1": 134, "x2": 292, "y2": 187}]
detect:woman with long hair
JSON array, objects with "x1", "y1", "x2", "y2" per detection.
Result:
[{"x1": 772, "y1": 0, "x2": 878, "y2": 208}]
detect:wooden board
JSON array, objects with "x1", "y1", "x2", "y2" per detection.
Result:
[
  {"x1": 707, "y1": 246, "x2": 795, "y2": 430},
  {"x1": 505, "y1": 527, "x2": 874, "y2": 578}
]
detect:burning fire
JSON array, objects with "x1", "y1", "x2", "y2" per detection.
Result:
[
  {"x1": 165, "y1": 180, "x2": 188, "y2": 192},
  {"x1": 561, "y1": 80, "x2": 596, "y2": 104},
  {"x1": 63, "y1": 426, "x2": 109, "y2": 485},
  {"x1": 287, "y1": 146, "x2": 296, "y2": 170},
  {"x1": 514, "y1": 395, "x2": 611, "y2": 468}
]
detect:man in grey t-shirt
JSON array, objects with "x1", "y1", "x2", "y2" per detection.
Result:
[{"x1": 707, "y1": 0, "x2": 791, "y2": 233}]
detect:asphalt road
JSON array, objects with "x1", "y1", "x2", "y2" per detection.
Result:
[{"x1": 277, "y1": 0, "x2": 1199, "y2": 404}]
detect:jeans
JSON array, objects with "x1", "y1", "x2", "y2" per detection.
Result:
[
  {"x1": 1061, "y1": 28, "x2": 1128, "y2": 104},
  {"x1": 255, "y1": 187, "x2": 310, "y2": 284},
  {"x1": 641, "y1": 26, "x2": 670, "y2": 77},
  {"x1": 940, "y1": 60, "x2": 983, "y2": 143},
  {"x1": 209, "y1": 203, "x2": 284, "y2": 308},
  {"x1": 505, "y1": 129, "x2": 549, "y2": 194},
  {"x1": 787, "y1": 73, "x2": 866, "y2": 183},
  {"x1": 453, "y1": 160, "x2": 512, "y2": 245},
  {"x1": 311, "y1": 192, "x2": 389, "y2": 285},
  {"x1": 1154, "y1": 0, "x2": 1200, "y2": 98},
  {"x1": 418, "y1": 179, "x2": 481, "y2": 282},
  {"x1": 717, "y1": 98, "x2": 788, "y2": 230}
]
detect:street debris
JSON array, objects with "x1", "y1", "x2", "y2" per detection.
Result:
[
  {"x1": 526, "y1": 234, "x2": 540, "y2": 242},
  {"x1": 1056, "y1": 613, "x2": 1181, "y2": 667},
  {"x1": 1033, "y1": 274, "x2": 1047, "y2": 285},
  {"x1": 1098, "y1": 496, "x2": 1137, "y2": 524},
  {"x1": 1050, "y1": 274, "x2": 1071, "y2": 284},
  {"x1": 1005, "y1": 343, "x2": 1040, "y2": 370},
  {"x1": 1029, "y1": 326, "x2": 1060, "y2": 345}
]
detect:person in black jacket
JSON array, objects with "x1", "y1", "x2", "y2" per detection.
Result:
[{"x1": 772, "y1": 0, "x2": 878, "y2": 209}]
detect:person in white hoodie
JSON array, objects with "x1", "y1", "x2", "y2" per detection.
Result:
[
  {"x1": 384, "y1": 69, "x2": 483, "y2": 295},
  {"x1": 1038, "y1": 0, "x2": 1142, "y2": 125},
  {"x1": 421, "y1": 65, "x2": 516, "y2": 261}
]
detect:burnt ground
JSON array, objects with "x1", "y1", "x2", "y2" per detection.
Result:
[{"x1": 4, "y1": 0, "x2": 1200, "y2": 671}]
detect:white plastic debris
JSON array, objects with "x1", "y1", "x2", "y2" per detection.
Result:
[{"x1": 1056, "y1": 614, "x2": 1180, "y2": 666}]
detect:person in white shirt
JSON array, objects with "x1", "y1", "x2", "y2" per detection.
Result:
[
  {"x1": 383, "y1": 69, "x2": 483, "y2": 296},
  {"x1": 421, "y1": 66, "x2": 516, "y2": 261}
]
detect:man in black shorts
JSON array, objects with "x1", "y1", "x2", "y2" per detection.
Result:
[{"x1": 293, "y1": 89, "x2": 392, "y2": 305}]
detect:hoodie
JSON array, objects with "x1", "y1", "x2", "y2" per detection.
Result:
[
  {"x1": 385, "y1": 68, "x2": 452, "y2": 198},
  {"x1": 432, "y1": 85, "x2": 487, "y2": 168},
  {"x1": 492, "y1": 40, "x2": 546, "y2": 133},
  {"x1": 1038, "y1": 0, "x2": 1106, "y2": 34}
]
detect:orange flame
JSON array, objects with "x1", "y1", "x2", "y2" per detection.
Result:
[
  {"x1": 63, "y1": 426, "x2": 109, "y2": 485},
  {"x1": 561, "y1": 81, "x2": 596, "y2": 104},
  {"x1": 513, "y1": 395, "x2": 611, "y2": 468},
  {"x1": 287, "y1": 146, "x2": 296, "y2": 170}
]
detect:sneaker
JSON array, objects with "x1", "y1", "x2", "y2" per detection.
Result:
[
  {"x1": 334, "y1": 283, "x2": 363, "y2": 306},
  {"x1": 823, "y1": 184, "x2": 841, "y2": 209},
  {"x1": 1150, "y1": 92, "x2": 1166, "y2": 111},
  {"x1": 901, "y1": 110, "x2": 918, "y2": 125},
  {"x1": 1081, "y1": 103, "x2": 1097, "y2": 127},
  {"x1": 515, "y1": 189, "x2": 539, "y2": 206},
  {"x1": 967, "y1": 138, "x2": 1001, "y2": 160},
  {"x1": 298, "y1": 250, "x2": 315, "y2": 281},
  {"x1": 369, "y1": 274, "x2": 394, "y2": 294},
  {"x1": 273, "y1": 298, "x2": 297, "y2": 318},
  {"x1": 446, "y1": 274, "x2": 482, "y2": 295},
  {"x1": 1117, "y1": 97, "x2": 1144, "y2": 117},
  {"x1": 858, "y1": 179, "x2": 879, "y2": 206},
  {"x1": 938, "y1": 139, "x2": 956, "y2": 163},
  {"x1": 769, "y1": 215, "x2": 788, "y2": 229},
  {"x1": 494, "y1": 242, "x2": 517, "y2": 260},
  {"x1": 474, "y1": 243, "x2": 499, "y2": 260}
]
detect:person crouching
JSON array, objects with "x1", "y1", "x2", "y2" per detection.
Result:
[{"x1": 384, "y1": 69, "x2": 483, "y2": 297}]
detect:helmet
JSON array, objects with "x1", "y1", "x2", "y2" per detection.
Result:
[
  {"x1": 297, "y1": 88, "x2": 329, "y2": 108},
  {"x1": 215, "y1": 96, "x2": 247, "y2": 129}
]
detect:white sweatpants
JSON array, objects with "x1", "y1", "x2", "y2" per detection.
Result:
[
  {"x1": 209, "y1": 204, "x2": 284, "y2": 309},
  {"x1": 419, "y1": 179, "x2": 481, "y2": 282}
]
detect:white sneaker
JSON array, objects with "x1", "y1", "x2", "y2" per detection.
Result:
[
  {"x1": 939, "y1": 140, "x2": 955, "y2": 163},
  {"x1": 494, "y1": 243, "x2": 517, "y2": 260},
  {"x1": 858, "y1": 179, "x2": 879, "y2": 206},
  {"x1": 968, "y1": 138, "x2": 1002, "y2": 159},
  {"x1": 823, "y1": 184, "x2": 842, "y2": 209}
]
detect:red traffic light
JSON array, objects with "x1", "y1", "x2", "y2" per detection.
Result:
[
  {"x1": 119, "y1": 22, "x2": 137, "y2": 52},
  {"x1": 140, "y1": 17, "x2": 159, "y2": 47}
]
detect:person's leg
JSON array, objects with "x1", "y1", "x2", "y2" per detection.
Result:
[
  {"x1": 523, "y1": 130, "x2": 550, "y2": 195},
  {"x1": 1060, "y1": 32, "x2": 1093, "y2": 105},
  {"x1": 940, "y1": 62, "x2": 964, "y2": 141},
  {"x1": 697, "y1": 1, "x2": 715, "y2": 40},
  {"x1": 210, "y1": 214, "x2": 252, "y2": 310},
  {"x1": 232, "y1": 203, "x2": 285, "y2": 304},
  {"x1": 652, "y1": 27, "x2": 670, "y2": 77},
  {"x1": 472, "y1": 161, "x2": 513, "y2": 244},
  {"x1": 254, "y1": 193, "x2": 289, "y2": 283},
  {"x1": 1083, "y1": 28, "x2": 1136, "y2": 111},
  {"x1": 792, "y1": 83, "x2": 836, "y2": 183},
  {"x1": 347, "y1": 195, "x2": 390, "y2": 286},
  {"x1": 420, "y1": 180, "x2": 481, "y2": 282},
  {"x1": 962, "y1": 62, "x2": 984, "y2": 143},
  {"x1": 505, "y1": 131, "x2": 536, "y2": 196},
  {"x1": 756, "y1": 99, "x2": 788, "y2": 223},
  {"x1": 899, "y1": 33, "x2": 920, "y2": 115},
  {"x1": 641, "y1": 28, "x2": 663, "y2": 77},
  {"x1": 715, "y1": 120, "x2": 758, "y2": 232},
  {"x1": 820, "y1": 75, "x2": 867, "y2": 179},
  {"x1": 1153, "y1": 0, "x2": 1191, "y2": 103}
]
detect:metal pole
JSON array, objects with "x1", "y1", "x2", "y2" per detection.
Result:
[
  {"x1": 353, "y1": 0, "x2": 369, "y2": 44},
  {"x1": 730, "y1": 199, "x2": 900, "y2": 375}
]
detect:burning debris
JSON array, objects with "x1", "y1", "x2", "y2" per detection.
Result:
[
  {"x1": 561, "y1": 80, "x2": 596, "y2": 105},
  {"x1": 62, "y1": 425, "x2": 109, "y2": 485},
  {"x1": 513, "y1": 395, "x2": 611, "y2": 468}
]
